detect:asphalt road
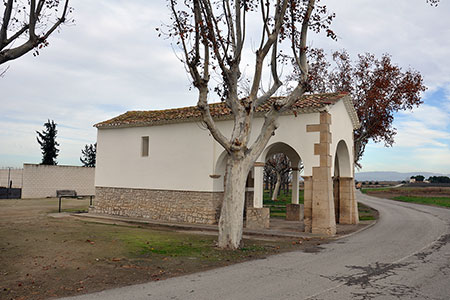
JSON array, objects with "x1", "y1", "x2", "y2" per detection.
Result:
[{"x1": 64, "y1": 192, "x2": 450, "y2": 300}]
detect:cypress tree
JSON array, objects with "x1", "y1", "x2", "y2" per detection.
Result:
[
  {"x1": 36, "y1": 120, "x2": 59, "y2": 165},
  {"x1": 80, "y1": 143, "x2": 96, "y2": 167}
]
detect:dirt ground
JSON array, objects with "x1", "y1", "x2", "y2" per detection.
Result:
[{"x1": 0, "y1": 198, "x2": 350, "y2": 300}]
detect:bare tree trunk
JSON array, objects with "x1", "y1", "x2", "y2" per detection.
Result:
[
  {"x1": 270, "y1": 181, "x2": 273, "y2": 196},
  {"x1": 218, "y1": 156, "x2": 251, "y2": 249},
  {"x1": 271, "y1": 172, "x2": 282, "y2": 201}
]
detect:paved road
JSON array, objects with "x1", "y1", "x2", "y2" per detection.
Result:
[{"x1": 64, "y1": 192, "x2": 450, "y2": 300}]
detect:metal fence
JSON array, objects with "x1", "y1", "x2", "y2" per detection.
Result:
[{"x1": 0, "y1": 167, "x2": 23, "y2": 188}]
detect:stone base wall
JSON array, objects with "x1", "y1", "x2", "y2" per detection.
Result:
[
  {"x1": 246, "y1": 207, "x2": 270, "y2": 229},
  {"x1": 286, "y1": 204, "x2": 304, "y2": 221},
  {"x1": 93, "y1": 187, "x2": 223, "y2": 225}
]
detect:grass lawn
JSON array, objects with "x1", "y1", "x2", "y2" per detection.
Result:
[
  {"x1": 358, "y1": 203, "x2": 378, "y2": 221},
  {"x1": 264, "y1": 190, "x2": 377, "y2": 221},
  {"x1": 391, "y1": 196, "x2": 450, "y2": 208},
  {"x1": 263, "y1": 190, "x2": 304, "y2": 218}
]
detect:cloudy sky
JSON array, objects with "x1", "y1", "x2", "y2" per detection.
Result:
[{"x1": 1, "y1": 0, "x2": 449, "y2": 174}]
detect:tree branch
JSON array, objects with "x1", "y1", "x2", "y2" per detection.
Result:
[
  {"x1": 0, "y1": 0, "x2": 70, "y2": 65},
  {"x1": 0, "y1": 0, "x2": 13, "y2": 49}
]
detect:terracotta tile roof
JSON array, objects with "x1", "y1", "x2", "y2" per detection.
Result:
[{"x1": 95, "y1": 92, "x2": 349, "y2": 128}]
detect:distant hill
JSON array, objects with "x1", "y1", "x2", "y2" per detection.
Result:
[{"x1": 355, "y1": 171, "x2": 450, "y2": 182}]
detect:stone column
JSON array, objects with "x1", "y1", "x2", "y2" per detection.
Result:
[
  {"x1": 247, "y1": 162, "x2": 270, "y2": 229},
  {"x1": 302, "y1": 176, "x2": 312, "y2": 232},
  {"x1": 338, "y1": 177, "x2": 352, "y2": 224},
  {"x1": 286, "y1": 167, "x2": 301, "y2": 221},
  {"x1": 338, "y1": 177, "x2": 359, "y2": 224},
  {"x1": 307, "y1": 112, "x2": 336, "y2": 236},
  {"x1": 252, "y1": 162, "x2": 264, "y2": 208}
]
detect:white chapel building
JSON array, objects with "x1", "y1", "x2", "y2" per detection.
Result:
[{"x1": 93, "y1": 92, "x2": 360, "y2": 235}]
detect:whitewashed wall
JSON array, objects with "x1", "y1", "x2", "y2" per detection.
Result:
[
  {"x1": 329, "y1": 100, "x2": 355, "y2": 177},
  {"x1": 96, "y1": 103, "x2": 357, "y2": 193},
  {"x1": 0, "y1": 168, "x2": 23, "y2": 188},
  {"x1": 22, "y1": 164, "x2": 95, "y2": 198},
  {"x1": 95, "y1": 121, "x2": 215, "y2": 192}
]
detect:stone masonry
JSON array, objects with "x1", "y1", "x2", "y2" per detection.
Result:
[
  {"x1": 306, "y1": 112, "x2": 337, "y2": 235},
  {"x1": 338, "y1": 177, "x2": 359, "y2": 224},
  {"x1": 286, "y1": 203, "x2": 304, "y2": 221},
  {"x1": 93, "y1": 187, "x2": 223, "y2": 225},
  {"x1": 246, "y1": 207, "x2": 270, "y2": 229}
]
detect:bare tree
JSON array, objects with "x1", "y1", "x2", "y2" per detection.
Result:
[
  {"x1": 301, "y1": 49, "x2": 426, "y2": 167},
  {"x1": 265, "y1": 153, "x2": 291, "y2": 201},
  {"x1": 166, "y1": 0, "x2": 335, "y2": 249},
  {"x1": 0, "y1": 0, "x2": 72, "y2": 66}
]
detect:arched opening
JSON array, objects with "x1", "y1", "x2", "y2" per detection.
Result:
[
  {"x1": 333, "y1": 140, "x2": 352, "y2": 224},
  {"x1": 261, "y1": 142, "x2": 303, "y2": 222}
]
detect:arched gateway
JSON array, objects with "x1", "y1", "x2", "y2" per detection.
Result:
[{"x1": 93, "y1": 92, "x2": 360, "y2": 235}]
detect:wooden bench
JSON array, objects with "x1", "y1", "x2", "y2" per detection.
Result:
[
  {"x1": 56, "y1": 190, "x2": 77, "y2": 198},
  {"x1": 56, "y1": 191, "x2": 94, "y2": 213}
]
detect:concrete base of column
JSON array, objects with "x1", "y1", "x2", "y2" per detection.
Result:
[
  {"x1": 286, "y1": 204, "x2": 304, "y2": 221},
  {"x1": 245, "y1": 207, "x2": 270, "y2": 229}
]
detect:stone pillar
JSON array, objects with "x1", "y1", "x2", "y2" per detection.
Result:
[
  {"x1": 302, "y1": 176, "x2": 312, "y2": 232},
  {"x1": 338, "y1": 177, "x2": 359, "y2": 225},
  {"x1": 338, "y1": 177, "x2": 352, "y2": 224},
  {"x1": 253, "y1": 162, "x2": 264, "y2": 208},
  {"x1": 291, "y1": 168, "x2": 299, "y2": 205},
  {"x1": 286, "y1": 203, "x2": 303, "y2": 221},
  {"x1": 307, "y1": 112, "x2": 336, "y2": 236}
]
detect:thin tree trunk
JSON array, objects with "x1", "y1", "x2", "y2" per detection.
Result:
[
  {"x1": 271, "y1": 172, "x2": 281, "y2": 201},
  {"x1": 218, "y1": 156, "x2": 250, "y2": 249},
  {"x1": 270, "y1": 180, "x2": 273, "y2": 195}
]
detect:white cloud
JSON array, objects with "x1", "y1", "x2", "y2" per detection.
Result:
[
  {"x1": 393, "y1": 122, "x2": 450, "y2": 148},
  {"x1": 412, "y1": 147, "x2": 450, "y2": 173},
  {"x1": 398, "y1": 104, "x2": 450, "y2": 128}
]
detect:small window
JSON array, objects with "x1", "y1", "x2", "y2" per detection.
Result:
[{"x1": 141, "y1": 136, "x2": 149, "y2": 157}]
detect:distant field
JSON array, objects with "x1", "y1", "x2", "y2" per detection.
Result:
[
  {"x1": 362, "y1": 186, "x2": 450, "y2": 208},
  {"x1": 391, "y1": 196, "x2": 450, "y2": 208}
]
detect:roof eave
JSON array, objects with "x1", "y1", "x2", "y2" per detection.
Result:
[
  {"x1": 342, "y1": 95, "x2": 361, "y2": 130},
  {"x1": 94, "y1": 106, "x2": 326, "y2": 129}
]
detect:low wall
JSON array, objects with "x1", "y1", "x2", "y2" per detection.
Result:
[
  {"x1": 93, "y1": 186, "x2": 223, "y2": 225},
  {"x1": 22, "y1": 164, "x2": 95, "y2": 198},
  {"x1": 0, "y1": 168, "x2": 23, "y2": 188}
]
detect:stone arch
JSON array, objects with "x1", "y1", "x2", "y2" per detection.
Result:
[
  {"x1": 262, "y1": 142, "x2": 302, "y2": 169},
  {"x1": 260, "y1": 142, "x2": 303, "y2": 222},
  {"x1": 334, "y1": 140, "x2": 351, "y2": 178}
]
